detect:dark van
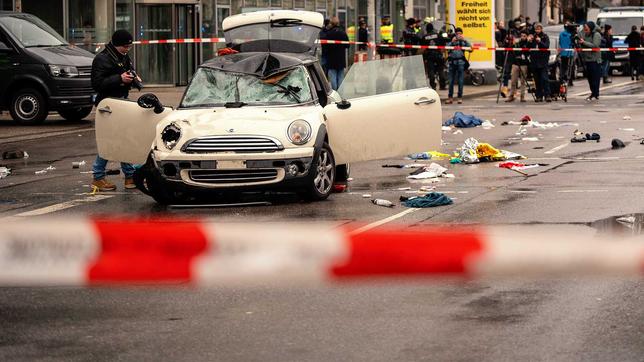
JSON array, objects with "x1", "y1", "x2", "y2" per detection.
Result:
[{"x1": 0, "y1": 12, "x2": 95, "y2": 124}]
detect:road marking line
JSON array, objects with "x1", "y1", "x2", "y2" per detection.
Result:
[
  {"x1": 510, "y1": 190, "x2": 537, "y2": 194},
  {"x1": 557, "y1": 190, "x2": 608, "y2": 193},
  {"x1": 11, "y1": 195, "x2": 113, "y2": 217},
  {"x1": 573, "y1": 80, "x2": 640, "y2": 97},
  {"x1": 575, "y1": 157, "x2": 620, "y2": 160},
  {"x1": 349, "y1": 208, "x2": 419, "y2": 235},
  {"x1": 545, "y1": 143, "x2": 569, "y2": 154}
]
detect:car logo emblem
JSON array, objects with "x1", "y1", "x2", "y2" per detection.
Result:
[{"x1": 227, "y1": 128, "x2": 235, "y2": 133}]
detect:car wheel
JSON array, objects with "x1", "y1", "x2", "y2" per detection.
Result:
[
  {"x1": 303, "y1": 142, "x2": 335, "y2": 201},
  {"x1": 470, "y1": 72, "x2": 485, "y2": 86},
  {"x1": 10, "y1": 88, "x2": 48, "y2": 124},
  {"x1": 59, "y1": 106, "x2": 93, "y2": 121}
]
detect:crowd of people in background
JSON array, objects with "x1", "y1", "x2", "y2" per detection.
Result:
[{"x1": 319, "y1": 13, "x2": 644, "y2": 103}]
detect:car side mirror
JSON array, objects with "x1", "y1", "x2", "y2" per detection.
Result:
[
  {"x1": 137, "y1": 93, "x2": 164, "y2": 114},
  {"x1": 336, "y1": 99, "x2": 351, "y2": 110}
]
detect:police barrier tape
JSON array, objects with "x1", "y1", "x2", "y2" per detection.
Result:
[
  {"x1": 93, "y1": 37, "x2": 644, "y2": 52},
  {"x1": 0, "y1": 218, "x2": 643, "y2": 286}
]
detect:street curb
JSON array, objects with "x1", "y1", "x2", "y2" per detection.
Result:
[{"x1": 440, "y1": 88, "x2": 498, "y2": 102}]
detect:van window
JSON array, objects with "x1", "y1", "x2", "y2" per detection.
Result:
[
  {"x1": 0, "y1": 15, "x2": 66, "y2": 48},
  {"x1": 597, "y1": 17, "x2": 644, "y2": 36}
]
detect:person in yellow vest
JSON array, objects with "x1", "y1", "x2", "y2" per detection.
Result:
[{"x1": 378, "y1": 16, "x2": 400, "y2": 58}]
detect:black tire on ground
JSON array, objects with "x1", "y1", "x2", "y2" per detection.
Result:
[
  {"x1": 303, "y1": 142, "x2": 335, "y2": 201},
  {"x1": 9, "y1": 88, "x2": 48, "y2": 124},
  {"x1": 470, "y1": 72, "x2": 485, "y2": 86},
  {"x1": 59, "y1": 106, "x2": 93, "y2": 121}
]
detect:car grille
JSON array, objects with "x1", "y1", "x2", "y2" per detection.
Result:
[
  {"x1": 56, "y1": 85, "x2": 94, "y2": 97},
  {"x1": 77, "y1": 66, "x2": 92, "y2": 78},
  {"x1": 183, "y1": 136, "x2": 284, "y2": 153},
  {"x1": 189, "y1": 169, "x2": 279, "y2": 184}
]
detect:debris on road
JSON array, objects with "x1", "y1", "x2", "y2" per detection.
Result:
[
  {"x1": 481, "y1": 120, "x2": 495, "y2": 129},
  {"x1": 498, "y1": 162, "x2": 543, "y2": 171},
  {"x1": 45, "y1": 165, "x2": 56, "y2": 171},
  {"x1": 453, "y1": 129, "x2": 463, "y2": 135},
  {"x1": 619, "y1": 128, "x2": 635, "y2": 132},
  {"x1": 443, "y1": 112, "x2": 483, "y2": 128},
  {"x1": 522, "y1": 137, "x2": 539, "y2": 142},
  {"x1": 34, "y1": 170, "x2": 47, "y2": 175},
  {"x1": 382, "y1": 163, "x2": 427, "y2": 169},
  {"x1": 0, "y1": 166, "x2": 11, "y2": 179},
  {"x1": 402, "y1": 192, "x2": 453, "y2": 208},
  {"x1": 623, "y1": 115, "x2": 632, "y2": 120},
  {"x1": 362, "y1": 194, "x2": 372, "y2": 198},
  {"x1": 441, "y1": 126, "x2": 452, "y2": 132},
  {"x1": 371, "y1": 199, "x2": 394, "y2": 207},
  {"x1": 72, "y1": 161, "x2": 86, "y2": 169},
  {"x1": 611, "y1": 139, "x2": 625, "y2": 149},
  {"x1": 406, "y1": 151, "x2": 450, "y2": 160},
  {"x1": 2, "y1": 150, "x2": 28, "y2": 160},
  {"x1": 585, "y1": 133, "x2": 600, "y2": 142},
  {"x1": 407, "y1": 163, "x2": 448, "y2": 180}
]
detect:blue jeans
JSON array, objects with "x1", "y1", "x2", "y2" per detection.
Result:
[
  {"x1": 328, "y1": 68, "x2": 344, "y2": 90},
  {"x1": 448, "y1": 61, "x2": 464, "y2": 98},
  {"x1": 601, "y1": 59, "x2": 611, "y2": 78},
  {"x1": 92, "y1": 155, "x2": 135, "y2": 181},
  {"x1": 585, "y1": 61, "x2": 601, "y2": 98}
]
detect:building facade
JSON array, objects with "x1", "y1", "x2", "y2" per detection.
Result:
[{"x1": 2, "y1": 0, "x2": 626, "y2": 85}]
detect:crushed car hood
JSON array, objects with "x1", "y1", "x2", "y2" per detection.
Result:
[{"x1": 200, "y1": 52, "x2": 315, "y2": 79}]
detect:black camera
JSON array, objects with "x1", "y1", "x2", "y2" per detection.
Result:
[{"x1": 128, "y1": 70, "x2": 143, "y2": 91}]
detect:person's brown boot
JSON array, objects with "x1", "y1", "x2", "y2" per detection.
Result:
[
  {"x1": 124, "y1": 177, "x2": 136, "y2": 190},
  {"x1": 457, "y1": 98, "x2": 463, "y2": 104},
  {"x1": 445, "y1": 98, "x2": 453, "y2": 104},
  {"x1": 92, "y1": 178, "x2": 116, "y2": 191}
]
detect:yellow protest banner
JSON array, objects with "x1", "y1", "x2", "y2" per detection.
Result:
[{"x1": 447, "y1": 0, "x2": 495, "y2": 68}]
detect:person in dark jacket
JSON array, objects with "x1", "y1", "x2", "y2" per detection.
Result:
[
  {"x1": 600, "y1": 24, "x2": 614, "y2": 84},
  {"x1": 421, "y1": 22, "x2": 447, "y2": 90},
  {"x1": 357, "y1": 21, "x2": 369, "y2": 51},
  {"x1": 527, "y1": 23, "x2": 551, "y2": 102},
  {"x1": 625, "y1": 25, "x2": 641, "y2": 80},
  {"x1": 322, "y1": 17, "x2": 349, "y2": 90},
  {"x1": 401, "y1": 18, "x2": 421, "y2": 56},
  {"x1": 319, "y1": 19, "x2": 331, "y2": 76},
  {"x1": 506, "y1": 30, "x2": 530, "y2": 102},
  {"x1": 90, "y1": 30, "x2": 139, "y2": 191}
]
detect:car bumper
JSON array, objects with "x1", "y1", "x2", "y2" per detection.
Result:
[
  {"x1": 49, "y1": 94, "x2": 95, "y2": 109},
  {"x1": 152, "y1": 147, "x2": 316, "y2": 190},
  {"x1": 49, "y1": 78, "x2": 95, "y2": 110}
]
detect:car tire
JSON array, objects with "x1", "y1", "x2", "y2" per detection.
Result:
[
  {"x1": 10, "y1": 88, "x2": 48, "y2": 124},
  {"x1": 59, "y1": 106, "x2": 93, "y2": 121},
  {"x1": 303, "y1": 142, "x2": 335, "y2": 201},
  {"x1": 146, "y1": 168, "x2": 184, "y2": 205}
]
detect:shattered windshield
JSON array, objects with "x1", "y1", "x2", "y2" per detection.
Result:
[{"x1": 181, "y1": 66, "x2": 313, "y2": 107}]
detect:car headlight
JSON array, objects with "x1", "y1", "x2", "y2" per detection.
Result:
[
  {"x1": 161, "y1": 124, "x2": 181, "y2": 150},
  {"x1": 48, "y1": 65, "x2": 79, "y2": 78},
  {"x1": 287, "y1": 120, "x2": 312, "y2": 145}
]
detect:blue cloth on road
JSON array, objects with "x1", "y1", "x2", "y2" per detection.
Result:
[
  {"x1": 403, "y1": 192, "x2": 453, "y2": 208},
  {"x1": 443, "y1": 112, "x2": 483, "y2": 128}
]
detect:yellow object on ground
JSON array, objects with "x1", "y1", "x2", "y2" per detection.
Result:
[
  {"x1": 476, "y1": 143, "x2": 505, "y2": 160},
  {"x1": 429, "y1": 151, "x2": 451, "y2": 159}
]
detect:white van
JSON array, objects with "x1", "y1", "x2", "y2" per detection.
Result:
[{"x1": 596, "y1": 7, "x2": 644, "y2": 74}]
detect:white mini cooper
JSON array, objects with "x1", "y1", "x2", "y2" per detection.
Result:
[{"x1": 95, "y1": 10, "x2": 441, "y2": 204}]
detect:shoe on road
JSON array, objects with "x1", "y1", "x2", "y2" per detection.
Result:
[
  {"x1": 92, "y1": 178, "x2": 116, "y2": 191},
  {"x1": 124, "y1": 177, "x2": 137, "y2": 189},
  {"x1": 457, "y1": 98, "x2": 463, "y2": 104}
]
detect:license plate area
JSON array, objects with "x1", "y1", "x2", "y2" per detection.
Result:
[{"x1": 217, "y1": 160, "x2": 247, "y2": 169}]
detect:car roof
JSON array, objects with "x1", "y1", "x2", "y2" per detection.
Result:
[
  {"x1": 201, "y1": 52, "x2": 317, "y2": 79},
  {"x1": 222, "y1": 10, "x2": 323, "y2": 31}
]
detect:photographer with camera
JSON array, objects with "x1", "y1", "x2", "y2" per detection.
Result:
[
  {"x1": 578, "y1": 22, "x2": 602, "y2": 102},
  {"x1": 527, "y1": 23, "x2": 551, "y2": 103},
  {"x1": 90, "y1": 30, "x2": 142, "y2": 191}
]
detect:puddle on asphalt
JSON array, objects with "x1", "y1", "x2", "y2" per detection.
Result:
[{"x1": 590, "y1": 213, "x2": 644, "y2": 235}]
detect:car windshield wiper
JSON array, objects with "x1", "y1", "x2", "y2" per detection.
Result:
[
  {"x1": 25, "y1": 44, "x2": 66, "y2": 48},
  {"x1": 224, "y1": 101, "x2": 248, "y2": 108},
  {"x1": 274, "y1": 84, "x2": 301, "y2": 103}
]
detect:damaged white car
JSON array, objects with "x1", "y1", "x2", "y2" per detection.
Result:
[{"x1": 95, "y1": 10, "x2": 441, "y2": 204}]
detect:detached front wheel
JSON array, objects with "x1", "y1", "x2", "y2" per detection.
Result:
[{"x1": 303, "y1": 142, "x2": 335, "y2": 201}]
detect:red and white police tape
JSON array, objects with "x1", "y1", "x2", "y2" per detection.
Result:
[
  {"x1": 93, "y1": 37, "x2": 644, "y2": 52},
  {"x1": 0, "y1": 218, "x2": 642, "y2": 286}
]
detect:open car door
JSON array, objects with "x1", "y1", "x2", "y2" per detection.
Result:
[
  {"x1": 326, "y1": 56, "x2": 441, "y2": 165},
  {"x1": 95, "y1": 98, "x2": 171, "y2": 164}
]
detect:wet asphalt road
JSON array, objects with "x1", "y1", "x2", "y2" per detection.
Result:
[{"x1": 1, "y1": 78, "x2": 643, "y2": 361}]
